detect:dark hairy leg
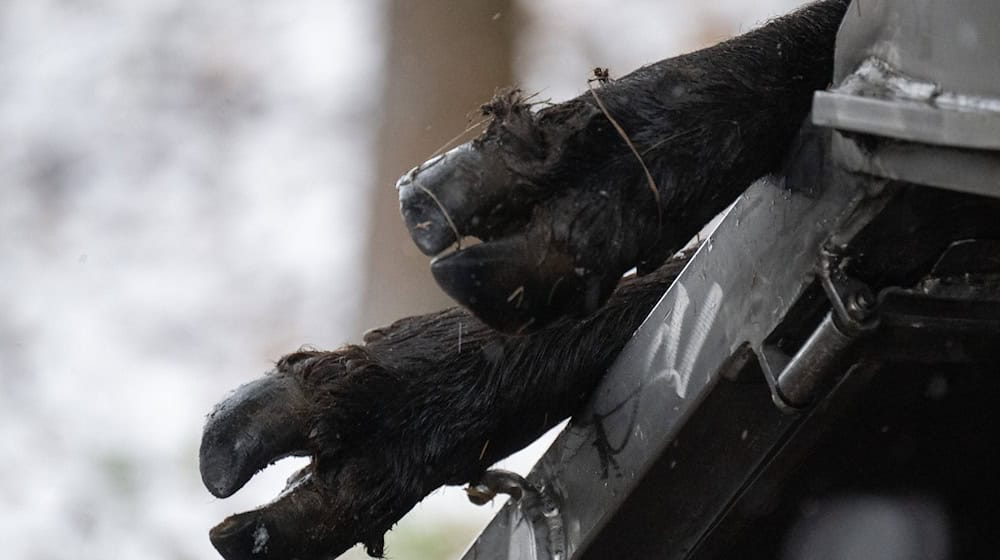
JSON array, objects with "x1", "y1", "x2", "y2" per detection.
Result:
[
  {"x1": 398, "y1": 0, "x2": 849, "y2": 333},
  {"x1": 201, "y1": 255, "x2": 689, "y2": 560}
]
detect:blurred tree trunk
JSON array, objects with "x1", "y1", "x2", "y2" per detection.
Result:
[{"x1": 357, "y1": 0, "x2": 516, "y2": 332}]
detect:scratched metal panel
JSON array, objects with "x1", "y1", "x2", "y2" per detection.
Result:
[{"x1": 460, "y1": 128, "x2": 886, "y2": 560}]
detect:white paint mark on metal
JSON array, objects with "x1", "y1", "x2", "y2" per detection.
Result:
[{"x1": 649, "y1": 282, "x2": 724, "y2": 398}]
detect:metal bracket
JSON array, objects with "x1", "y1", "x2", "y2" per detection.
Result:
[
  {"x1": 761, "y1": 247, "x2": 879, "y2": 412},
  {"x1": 818, "y1": 246, "x2": 879, "y2": 335},
  {"x1": 466, "y1": 470, "x2": 565, "y2": 560}
]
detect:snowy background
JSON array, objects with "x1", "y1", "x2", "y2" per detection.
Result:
[{"x1": 0, "y1": 1, "x2": 803, "y2": 559}]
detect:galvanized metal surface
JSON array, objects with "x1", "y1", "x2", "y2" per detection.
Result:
[
  {"x1": 812, "y1": 56, "x2": 1000, "y2": 151},
  {"x1": 828, "y1": 132, "x2": 1000, "y2": 199},
  {"x1": 835, "y1": 0, "x2": 1000, "y2": 98},
  {"x1": 815, "y1": 1, "x2": 1000, "y2": 155},
  {"x1": 812, "y1": 87, "x2": 1000, "y2": 151}
]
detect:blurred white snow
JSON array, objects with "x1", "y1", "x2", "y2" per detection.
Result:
[{"x1": 0, "y1": 1, "x2": 381, "y2": 558}]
